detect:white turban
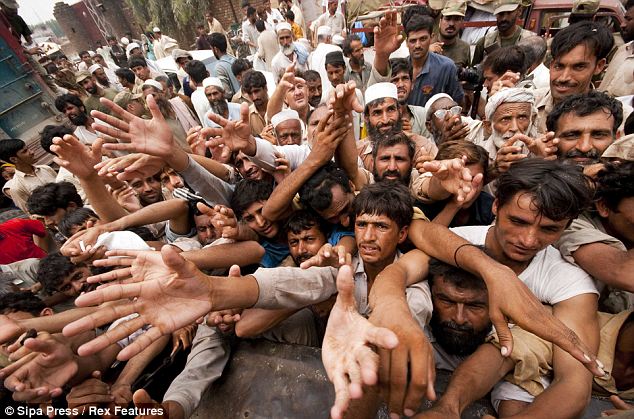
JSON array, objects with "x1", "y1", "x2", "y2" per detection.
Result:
[
  {"x1": 276, "y1": 22, "x2": 292, "y2": 34},
  {"x1": 203, "y1": 77, "x2": 223, "y2": 90},
  {"x1": 364, "y1": 82, "x2": 398, "y2": 107},
  {"x1": 424, "y1": 93, "x2": 453, "y2": 122},
  {"x1": 126, "y1": 42, "x2": 141, "y2": 57},
  {"x1": 485, "y1": 87, "x2": 535, "y2": 122},
  {"x1": 88, "y1": 64, "x2": 102, "y2": 74},
  {"x1": 271, "y1": 109, "x2": 301, "y2": 128},
  {"x1": 142, "y1": 79, "x2": 163, "y2": 91}
]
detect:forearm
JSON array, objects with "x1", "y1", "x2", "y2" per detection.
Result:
[
  {"x1": 182, "y1": 241, "x2": 264, "y2": 269},
  {"x1": 374, "y1": 52, "x2": 391, "y2": 76},
  {"x1": 19, "y1": 307, "x2": 100, "y2": 334},
  {"x1": 510, "y1": 375, "x2": 592, "y2": 419},
  {"x1": 114, "y1": 335, "x2": 170, "y2": 386},
  {"x1": 262, "y1": 157, "x2": 321, "y2": 221},
  {"x1": 334, "y1": 113, "x2": 364, "y2": 189},
  {"x1": 109, "y1": 199, "x2": 189, "y2": 232},
  {"x1": 234, "y1": 308, "x2": 298, "y2": 338},
  {"x1": 190, "y1": 154, "x2": 233, "y2": 182},
  {"x1": 572, "y1": 245, "x2": 634, "y2": 292},
  {"x1": 438, "y1": 343, "x2": 514, "y2": 415},
  {"x1": 409, "y1": 219, "x2": 512, "y2": 280},
  {"x1": 431, "y1": 203, "x2": 460, "y2": 227},
  {"x1": 266, "y1": 85, "x2": 287, "y2": 120},
  {"x1": 426, "y1": 176, "x2": 453, "y2": 201},
  {"x1": 369, "y1": 263, "x2": 408, "y2": 309},
  {"x1": 79, "y1": 174, "x2": 128, "y2": 222}
]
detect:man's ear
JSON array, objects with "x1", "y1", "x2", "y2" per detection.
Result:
[
  {"x1": 40, "y1": 307, "x2": 54, "y2": 317},
  {"x1": 595, "y1": 199, "x2": 611, "y2": 218},
  {"x1": 594, "y1": 58, "x2": 607, "y2": 75},
  {"x1": 398, "y1": 225, "x2": 408, "y2": 244},
  {"x1": 8, "y1": 156, "x2": 18, "y2": 164},
  {"x1": 483, "y1": 120, "x2": 492, "y2": 138},
  {"x1": 492, "y1": 198, "x2": 499, "y2": 217}
]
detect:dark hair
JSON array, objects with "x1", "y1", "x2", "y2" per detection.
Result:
[
  {"x1": 299, "y1": 162, "x2": 352, "y2": 212},
  {"x1": 595, "y1": 162, "x2": 634, "y2": 212},
  {"x1": 209, "y1": 32, "x2": 227, "y2": 53},
  {"x1": 93, "y1": 53, "x2": 104, "y2": 61},
  {"x1": 546, "y1": 91, "x2": 623, "y2": 136},
  {"x1": 54, "y1": 93, "x2": 83, "y2": 113},
  {"x1": 45, "y1": 63, "x2": 58, "y2": 74},
  {"x1": 231, "y1": 58, "x2": 253, "y2": 77},
  {"x1": 427, "y1": 256, "x2": 487, "y2": 291},
  {"x1": 37, "y1": 252, "x2": 82, "y2": 295},
  {"x1": 496, "y1": 158, "x2": 593, "y2": 222},
  {"x1": 437, "y1": 140, "x2": 489, "y2": 181},
  {"x1": 481, "y1": 45, "x2": 526, "y2": 76},
  {"x1": 255, "y1": 19, "x2": 266, "y2": 32},
  {"x1": 196, "y1": 22, "x2": 206, "y2": 30},
  {"x1": 247, "y1": 6, "x2": 256, "y2": 16},
  {"x1": 402, "y1": 5, "x2": 432, "y2": 28},
  {"x1": 115, "y1": 67, "x2": 136, "y2": 84},
  {"x1": 57, "y1": 207, "x2": 98, "y2": 238},
  {"x1": 26, "y1": 182, "x2": 83, "y2": 216},
  {"x1": 230, "y1": 179, "x2": 274, "y2": 219},
  {"x1": 185, "y1": 60, "x2": 209, "y2": 84},
  {"x1": 128, "y1": 56, "x2": 148, "y2": 69},
  {"x1": 372, "y1": 131, "x2": 415, "y2": 161},
  {"x1": 40, "y1": 125, "x2": 73, "y2": 155},
  {"x1": 404, "y1": 14, "x2": 434, "y2": 37},
  {"x1": 390, "y1": 58, "x2": 413, "y2": 79},
  {"x1": 342, "y1": 34, "x2": 361, "y2": 56},
  {"x1": 550, "y1": 21, "x2": 614, "y2": 62},
  {"x1": 155, "y1": 74, "x2": 172, "y2": 88},
  {"x1": 79, "y1": 50, "x2": 90, "y2": 58},
  {"x1": 242, "y1": 70, "x2": 267, "y2": 92},
  {"x1": 106, "y1": 35, "x2": 116, "y2": 41},
  {"x1": 0, "y1": 139, "x2": 26, "y2": 163},
  {"x1": 517, "y1": 36, "x2": 547, "y2": 69},
  {"x1": 0, "y1": 291, "x2": 47, "y2": 316},
  {"x1": 284, "y1": 210, "x2": 327, "y2": 235},
  {"x1": 625, "y1": 111, "x2": 634, "y2": 136},
  {"x1": 285, "y1": 10, "x2": 295, "y2": 21},
  {"x1": 628, "y1": 0, "x2": 634, "y2": 10},
  {"x1": 352, "y1": 181, "x2": 413, "y2": 229},
  {"x1": 303, "y1": 69, "x2": 321, "y2": 82}
]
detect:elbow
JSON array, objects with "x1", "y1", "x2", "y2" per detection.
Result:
[
  {"x1": 247, "y1": 242, "x2": 266, "y2": 265},
  {"x1": 234, "y1": 322, "x2": 259, "y2": 338}
]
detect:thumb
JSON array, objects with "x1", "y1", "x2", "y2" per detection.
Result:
[
  {"x1": 609, "y1": 395, "x2": 631, "y2": 410},
  {"x1": 133, "y1": 389, "x2": 156, "y2": 406},
  {"x1": 228, "y1": 265, "x2": 242, "y2": 277},
  {"x1": 161, "y1": 245, "x2": 189, "y2": 272},
  {"x1": 335, "y1": 264, "x2": 356, "y2": 309},
  {"x1": 492, "y1": 314, "x2": 513, "y2": 357},
  {"x1": 92, "y1": 137, "x2": 105, "y2": 159}
]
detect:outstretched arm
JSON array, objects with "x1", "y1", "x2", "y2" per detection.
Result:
[{"x1": 408, "y1": 220, "x2": 604, "y2": 377}]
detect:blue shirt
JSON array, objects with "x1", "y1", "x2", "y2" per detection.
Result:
[
  {"x1": 213, "y1": 54, "x2": 241, "y2": 99},
  {"x1": 260, "y1": 239, "x2": 290, "y2": 268},
  {"x1": 407, "y1": 52, "x2": 464, "y2": 108}
]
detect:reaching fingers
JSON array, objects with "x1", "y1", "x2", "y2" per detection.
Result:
[
  {"x1": 77, "y1": 315, "x2": 146, "y2": 357},
  {"x1": 63, "y1": 300, "x2": 137, "y2": 338},
  {"x1": 118, "y1": 326, "x2": 166, "y2": 361},
  {"x1": 388, "y1": 348, "x2": 408, "y2": 416},
  {"x1": 86, "y1": 267, "x2": 133, "y2": 284},
  {"x1": 330, "y1": 369, "x2": 351, "y2": 419}
]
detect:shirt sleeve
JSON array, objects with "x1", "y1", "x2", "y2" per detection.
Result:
[
  {"x1": 252, "y1": 266, "x2": 338, "y2": 309},
  {"x1": 178, "y1": 155, "x2": 235, "y2": 206},
  {"x1": 21, "y1": 219, "x2": 46, "y2": 237}
]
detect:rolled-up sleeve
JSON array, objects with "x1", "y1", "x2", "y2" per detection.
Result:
[
  {"x1": 178, "y1": 155, "x2": 234, "y2": 206},
  {"x1": 253, "y1": 266, "x2": 338, "y2": 309}
]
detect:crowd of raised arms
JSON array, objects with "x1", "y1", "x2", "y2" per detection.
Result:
[{"x1": 0, "y1": 0, "x2": 633, "y2": 417}]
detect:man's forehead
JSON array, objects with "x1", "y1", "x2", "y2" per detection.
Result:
[
  {"x1": 556, "y1": 110, "x2": 615, "y2": 133},
  {"x1": 288, "y1": 225, "x2": 323, "y2": 239},
  {"x1": 432, "y1": 277, "x2": 487, "y2": 302},
  {"x1": 376, "y1": 143, "x2": 409, "y2": 157},
  {"x1": 194, "y1": 213, "x2": 213, "y2": 225},
  {"x1": 554, "y1": 44, "x2": 597, "y2": 65},
  {"x1": 368, "y1": 98, "x2": 398, "y2": 111},
  {"x1": 493, "y1": 102, "x2": 532, "y2": 117},
  {"x1": 355, "y1": 212, "x2": 396, "y2": 225},
  {"x1": 276, "y1": 119, "x2": 301, "y2": 131},
  {"x1": 432, "y1": 97, "x2": 457, "y2": 112}
]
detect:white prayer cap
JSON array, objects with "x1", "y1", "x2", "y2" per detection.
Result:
[
  {"x1": 271, "y1": 109, "x2": 301, "y2": 128},
  {"x1": 120, "y1": 37, "x2": 130, "y2": 45},
  {"x1": 424, "y1": 93, "x2": 453, "y2": 121},
  {"x1": 88, "y1": 64, "x2": 102, "y2": 74},
  {"x1": 153, "y1": 27, "x2": 161, "y2": 33},
  {"x1": 316, "y1": 26, "x2": 332, "y2": 37},
  {"x1": 142, "y1": 79, "x2": 164, "y2": 91},
  {"x1": 202, "y1": 77, "x2": 224, "y2": 90},
  {"x1": 364, "y1": 82, "x2": 398, "y2": 107},
  {"x1": 484, "y1": 87, "x2": 535, "y2": 122},
  {"x1": 276, "y1": 22, "x2": 292, "y2": 34},
  {"x1": 332, "y1": 34, "x2": 344, "y2": 46},
  {"x1": 126, "y1": 42, "x2": 141, "y2": 57}
]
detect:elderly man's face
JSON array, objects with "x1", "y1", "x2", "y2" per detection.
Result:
[
  {"x1": 275, "y1": 119, "x2": 302, "y2": 145},
  {"x1": 366, "y1": 98, "x2": 401, "y2": 137},
  {"x1": 427, "y1": 97, "x2": 458, "y2": 138},
  {"x1": 550, "y1": 45, "x2": 604, "y2": 103},
  {"x1": 205, "y1": 85, "x2": 224, "y2": 103},
  {"x1": 278, "y1": 30, "x2": 293, "y2": 50},
  {"x1": 491, "y1": 102, "x2": 532, "y2": 139},
  {"x1": 194, "y1": 213, "x2": 219, "y2": 246},
  {"x1": 554, "y1": 109, "x2": 615, "y2": 166},
  {"x1": 285, "y1": 79, "x2": 308, "y2": 109}
]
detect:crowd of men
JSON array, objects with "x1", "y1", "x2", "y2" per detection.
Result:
[{"x1": 0, "y1": 0, "x2": 633, "y2": 417}]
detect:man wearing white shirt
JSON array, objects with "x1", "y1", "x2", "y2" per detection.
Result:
[
  {"x1": 308, "y1": 26, "x2": 342, "y2": 97},
  {"x1": 202, "y1": 77, "x2": 242, "y2": 128},
  {"x1": 314, "y1": 0, "x2": 345, "y2": 37},
  {"x1": 242, "y1": 6, "x2": 260, "y2": 54},
  {"x1": 271, "y1": 22, "x2": 309, "y2": 82},
  {"x1": 185, "y1": 60, "x2": 211, "y2": 124}
]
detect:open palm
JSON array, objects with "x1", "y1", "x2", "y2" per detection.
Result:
[{"x1": 63, "y1": 247, "x2": 213, "y2": 361}]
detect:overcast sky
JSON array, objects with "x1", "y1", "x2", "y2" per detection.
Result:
[{"x1": 18, "y1": 0, "x2": 81, "y2": 26}]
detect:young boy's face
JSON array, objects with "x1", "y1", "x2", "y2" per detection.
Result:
[{"x1": 14, "y1": 146, "x2": 35, "y2": 166}]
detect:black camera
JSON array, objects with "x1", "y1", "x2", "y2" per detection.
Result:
[{"x1": 456, "y1": 65, "x2": 484, "y2": 90}]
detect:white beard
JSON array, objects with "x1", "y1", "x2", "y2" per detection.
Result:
[
  {"x1": 490, "y1": 118, "x2": 538, "y2": 150},
  {"x1": 282, "y1": 44, "x2": 295, "y2": 56}
]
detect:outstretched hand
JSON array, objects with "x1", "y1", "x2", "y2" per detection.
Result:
[
  {"x1": 1, "y1": 334, "x2": 79, "y2": 402},
  {"x1": 300, "y1": 243, "x2": 351, "y2": 269},
  {"x1": 328, "y1": 81, "x2": 364, "y2": 115},
  {"x1": 374, "y1": 10, "x2": 403, "y2": 58},
  {"x1": 62, "y1": 246, "x2": 213, "y2": 361},
  {"x1": 51, "y1": 135, "x2": 104, "y2": 179},
  {"x1": 421, "y1": 156, "x2": 473, "y2": 202},
  {"x1": 203, "y1": 102, "x2": 256, "y2": 156},
  {"x1": 91, "y1": 95, "x2": 175, "y2": 159},
  {"x1": 322, "y1": 265, "x2": 399, "y2": 419},
  {"x1": 197, "y1": 202, "x2": 239, "y2": 240}
]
